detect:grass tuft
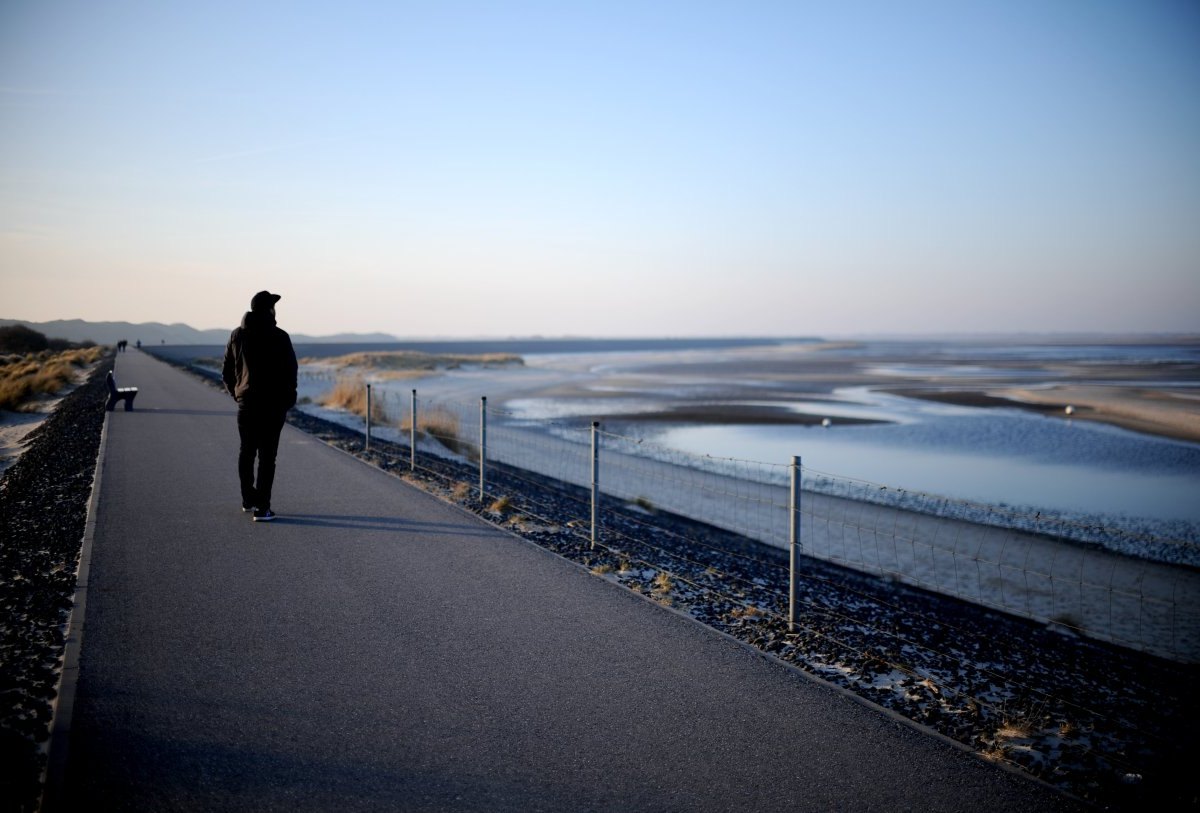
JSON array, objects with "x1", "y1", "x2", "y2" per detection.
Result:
[
  {"x1": 996, "y1": 719, "x2": 1034, "y2": 740},
  {"x1": 980, "y1": 744, "x2": 1011, "y2": 763},
  {"x1": 318, "y1": 376, "x2": 389, "y2": 422},
  {"x1": 399, "y1": 407, "x2": 476, "y2": 460}
]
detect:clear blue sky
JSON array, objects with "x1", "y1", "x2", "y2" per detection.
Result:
[{"x1": 2, "y1": 0, "x2": 1198, "y2": 337}]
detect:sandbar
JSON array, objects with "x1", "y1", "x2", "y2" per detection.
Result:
[
  {"x1": 1000, "y1": 385, "x2": 1200, "y2": 444},
  {"x1": 887, "y1": 386, "x2": 1200, "y2": 444},
  {"x1": 595, "y1": 402, "x2": 884, "y2": 428}
]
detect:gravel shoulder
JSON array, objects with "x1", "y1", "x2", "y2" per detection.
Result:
[{"x1": 0, "y1": 359, "x2": 109, "y2": 813}]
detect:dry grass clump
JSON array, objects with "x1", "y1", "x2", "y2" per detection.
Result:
[
  {"x1": 993, "y1": 702, "x2": 1043, "y2": 742},
  {"x1": 995, "y1": 716, "x2": 1035, "y2": 741},
  {"x1": 0, "y1": 347, "x2": 105, "y2": 411},
  {"x1": 313, "y1": 375, "x2": 482, "y2": 462},
  {"x1": 419, "y1": 410, "x2": 464, "y2": 453},
  {"x1": 488, "y1": 495, "x2": 512, "y2": 515},
  {"x1": 631, "y1": 496, "x2": 655, "y2": 512},
  {"x1": 318, "y1": 377, "x2": 389, "y2": 422},
  {"x1": 400, "y1": 407, "x2": 476, "y2": 459},
  {"x1": 980, "y1": 744, "x2": 1011, "y2": 763},
  {"x1": 650, "y1": 572, "x2": 676, "y2": 606}
]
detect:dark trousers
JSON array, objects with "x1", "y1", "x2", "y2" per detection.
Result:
[{"x1": 237, "y1": 406, "x2": 287, "y2": 510}]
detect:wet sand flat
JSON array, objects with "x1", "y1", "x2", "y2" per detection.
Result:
[
  {"x1": 588, "y1": 341, "x2": 1200, "y2": 443},
  {"x1": 999, "y1": 385, "x2": 1200, "y2": 443},
  {"x1": 596, "y1": 402, "x2": 885, "y2": 427}
]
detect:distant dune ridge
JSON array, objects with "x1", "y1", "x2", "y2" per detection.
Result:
[
  {"x1": 306, "y1": 350, "x2": 524, "y2": 371},
  {"x1": 0, "y1": 318, "x2": 400, "y2": 346}
]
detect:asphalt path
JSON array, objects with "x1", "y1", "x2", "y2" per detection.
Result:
[{"x1": 51, "y1": 349, "x2": 1083, "y2": 811}]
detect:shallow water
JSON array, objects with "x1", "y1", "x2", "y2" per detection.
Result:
[{"x1": 655, "y1": 408, "x2": 1200, "y2": 524}]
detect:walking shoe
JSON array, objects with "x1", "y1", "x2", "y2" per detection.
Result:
[
  {"x1": 252, "y1": 508, "x2": 276, "y2": 522},
  {"x1": 242, "y1": 504, "x2": 255, "y2": 513}
]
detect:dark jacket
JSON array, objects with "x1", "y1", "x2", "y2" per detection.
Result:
[{"x1": 223, "y1": 311, "x2": 298, "y2": 410}]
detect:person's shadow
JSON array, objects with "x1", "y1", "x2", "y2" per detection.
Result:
[
  {"x1": 274, "y1": 514, "x2": 498, "y2": 539},
  {"x1": 140, "y1": 409, "x2": 236, "y2": 416}
]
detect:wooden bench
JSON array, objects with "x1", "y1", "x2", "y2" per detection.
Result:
[{"x1": 105, "y1": 371, "x2": 138, "y2": 411}]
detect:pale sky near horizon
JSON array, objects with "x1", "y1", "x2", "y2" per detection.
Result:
[{"x1": 2, "y1": 1, "x2": 1198, "y2": 338}]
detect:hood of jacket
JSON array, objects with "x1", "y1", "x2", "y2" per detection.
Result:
[
  {"x1": 241, "y1": 310, "x2": 276, "y2": 330},
  {"x1": 222, "y1": 311, "x2": 298, "y2": 409}
]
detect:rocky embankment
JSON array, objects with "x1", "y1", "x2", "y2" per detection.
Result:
[{"x1": 0, "y1": 359, "x2": 109, "y2": 813}]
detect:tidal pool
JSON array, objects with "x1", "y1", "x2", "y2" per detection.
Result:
[{"x1": 654, "y1": 404, "x2": 1200, "y2": 527}]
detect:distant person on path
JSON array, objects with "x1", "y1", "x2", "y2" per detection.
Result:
[{"x1": 222, "y1": 290, "x2": 298, "y2": 522}]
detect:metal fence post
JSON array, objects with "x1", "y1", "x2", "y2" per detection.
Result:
[
  {"x1": 410, "y1": 389, "x2": 417, "y2": 472},
  {"x1": 365, "y1": 383, "x2": 372, "y2": 451},
  {"x1": 591, "y1": 422, "x2": 600, "y2": 550},
  {"x1": 789, "y1": 455, "x2": 802, "y2": 633},
  {"x1": 479, "y1": 396, "x2": 487, "y2": 503}
]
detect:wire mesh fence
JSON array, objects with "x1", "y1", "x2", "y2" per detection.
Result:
[{"x1": 349, "y1": 386, "x2": 1199, "y2": 665}]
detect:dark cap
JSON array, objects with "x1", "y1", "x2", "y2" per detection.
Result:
[{"x1": 250, "y1": 291, "x2": 282, "y2": 312}]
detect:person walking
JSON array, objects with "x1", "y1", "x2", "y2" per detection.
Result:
[{"x1": 222, "y1": 290, "x2": 298, "y2": 522}]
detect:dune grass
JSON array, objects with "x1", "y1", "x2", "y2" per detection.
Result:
[
  {"x1": 317, "y1": 376, "x2": 389, "y2": 423},
  {"x1": 318, "y1": 377, "x2": 478, "y2": 460},
  {"x1": 0, "y1": 347, "x2": 106, "y2": 411},
  {"x1": 399, "y1": 406, "x2": 475, "y2": 460}
]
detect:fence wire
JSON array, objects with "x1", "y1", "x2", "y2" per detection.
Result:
[{"x1": 349, "y1": 388, "x2": 1199, "y2": 665}]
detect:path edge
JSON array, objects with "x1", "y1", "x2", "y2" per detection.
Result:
[{"x1": 39, "y1": 409, "x2": 110, "y2": 812}]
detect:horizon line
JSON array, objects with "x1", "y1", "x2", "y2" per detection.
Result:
[{"x1": 4, "y1": 317, "x2": 1199, "y2": 344}]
